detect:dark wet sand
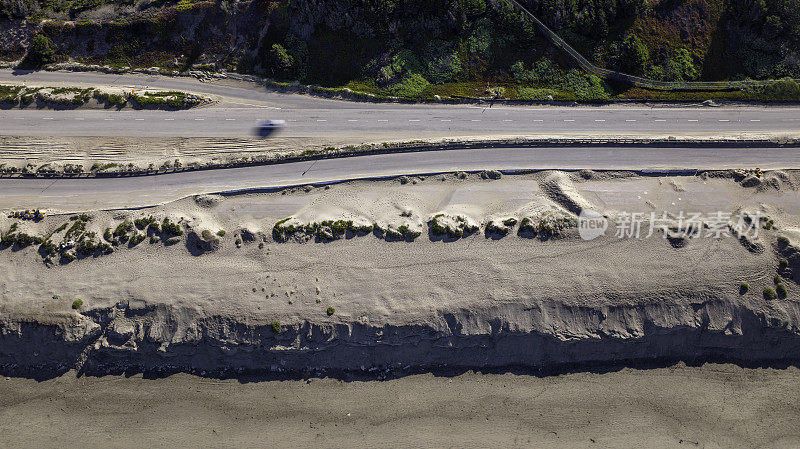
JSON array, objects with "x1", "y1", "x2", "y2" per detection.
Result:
[{"x1": 0, "y1": 364, "x2": 798, "y2": 448}]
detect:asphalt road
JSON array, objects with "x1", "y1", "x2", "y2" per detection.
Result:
[
  {"x1": 3, "y1": 145, "x2": 800, "y2": 211},
  {"x1": 3, "y1": 70, "x2": 800, "y2": 138}
]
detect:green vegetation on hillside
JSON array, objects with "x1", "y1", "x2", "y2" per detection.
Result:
[{"x1": 3, "y1": 0, "x2": 800, "y2": 101}]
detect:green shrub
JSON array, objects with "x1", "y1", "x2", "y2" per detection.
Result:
[
  {"x1": 272, "y1": 217, "x2": 297, "y2": 242},
  {"x1": 40, "y1": 239, "x2": 56, "y2": 254},
  {"x1": 776, "y1": 283, "x2": 788, "y2": 298},
  {"x1": 779, "y1": 259, "x2": 789, "y2": 271},
  {"x1": 164, "y1": 237, "x2": 180, "y2": 245},
  {"x1": 663, "y1": 48, "x2": 698, "y2": 82},
  {"x1": 72, "y1": 299, "x2": 83, "y2": 309},
  {"x1": 22, "y1": 34, "x2": 56, "y2": 69},
  {"x1": 391, "y1": 73, "x2": 430, "y2": 99},
  {"x1": 763, "y1": 287, "x2": 777, "y2": 300},
  {"x1": 397, "y1": 224, "x2": 421, "y2": 240},
  {"x1": 161, "y1": 218, "x2": 182, "y2": 236},
  {"x1": 134, "y1": 216, "x2": 156, "y2": 230},
  {"x1": 14, "y1": 233, "x2": 42, "y2": 248},
  {"x1": 502, "y1": 218, "x2": 518, "y2": 227},
  {"x1": 113, "y1": 220, "x2": 134, "y2": 240},
  {"x1": 777, "y1": 236, "x2": 791, "y2": 247},
  {"x1": 621, "y1": 33, "x2": 649, "y2": 76},
  {"x1": 425, "y1": 52, "x2": 462, "y2": 84},
  {"x1": 739, "y1": 282, "x2": 749, "y2": 294},
  {"x1": 129, "y1": 233, "x2": 145, "y2": 246},
  {"x1": 748, "y1": 79, "x2": 800, "y2": 101},
  {"x1": 267, "y1": 43, "x2": 293, "y2": 78},
  {"x1": 175, "y1": 0, "x2": 193, "y2": 12},
  {"x1": 270, "y1": 320, "x2": 281, "y2": 334},
  {"x1": 326, "y1": 306, "x2": 335, "y2": 316},
  {"x1": 216, "y1": 229, "x2": 226, "y2": 237}
]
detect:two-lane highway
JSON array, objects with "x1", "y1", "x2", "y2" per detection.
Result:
[{"x1": 2, "y1": 70, "x2": 800, "y2": 138}]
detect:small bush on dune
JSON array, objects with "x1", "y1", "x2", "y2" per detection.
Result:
[
  {"x1": 161, "y1": 218, "x2": 183, "y2": 236},
  {"x1": 776, "y1": 283, "x2": 788, "y2": 298},
  {"x1": 72, "y1": 299, "x2": 83, "y2": 310},
  {"x1": 270, "y1": 320, "x2": 281, "y2": 334},
  {"x1": 134, "y1": 216, "x2": 156, "y2": 230},
  {"x1": 326, "y1": 306, "x2": 335, "y2": 316},
  {"x1": 739, "y1": 282, "x2": 749, "y2": 294},
  {"x1": 764, "y1": 287, "x2": 777, "y2": 300},
  {"x1": 129, "y1": 233, "x2": 145, "y2": 246}
]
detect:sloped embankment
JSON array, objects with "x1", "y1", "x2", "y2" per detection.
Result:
[{"x1": 2, "y1": 296, "x2": 800, "y2": 377}]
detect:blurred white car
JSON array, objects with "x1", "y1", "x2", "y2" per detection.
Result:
[{"x1": 255, "y1": 119, "x2": 286, "y2": 138}]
